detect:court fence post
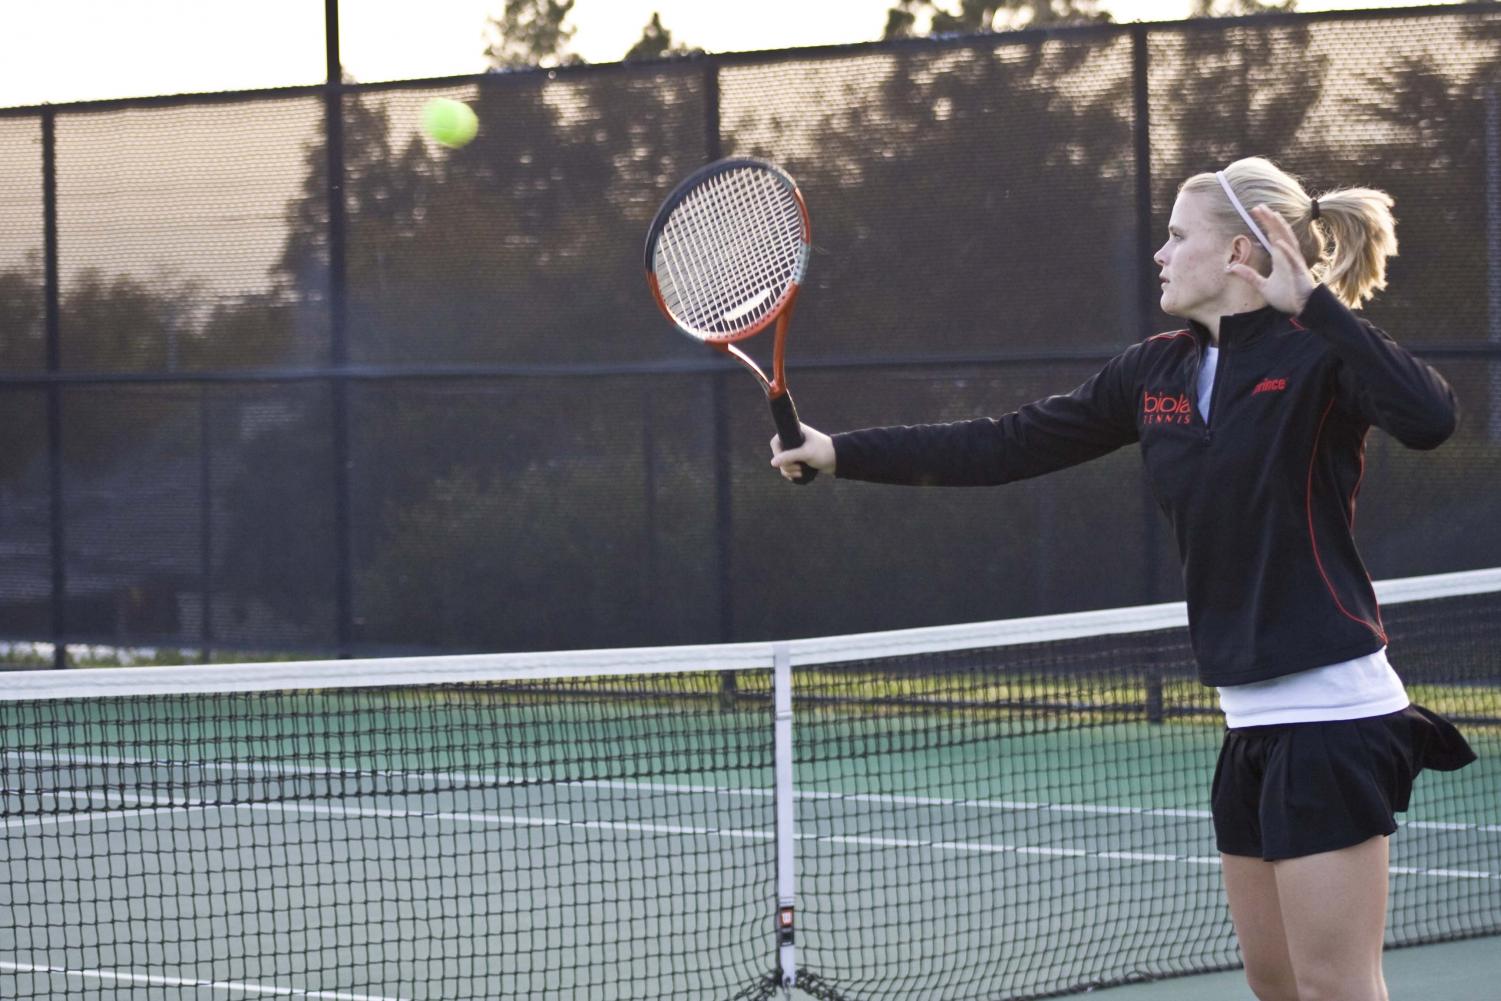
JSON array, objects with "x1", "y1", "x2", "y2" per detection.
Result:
[
  {"x1": 1484, "y1": 83, "x2": 1500, "y2": 442},
  {"x1": 704, "y1": 55, "x2": 739, "y2": 709},
  {"x1": 1131, "y1": 25, "x2": 1165, "y2": 607},
  {"x1": 42, "y1": 105, "x2": 66, "y2": 671},
  {"x1": 325, "y1": 0, "x2": 354, "y2": 657},
  {"x1": 1133, "y1": 27, "x2": 1170, "y2": 719},
  {"x1": 199, "y1": 387, "x2": 214, "y2": 662}
]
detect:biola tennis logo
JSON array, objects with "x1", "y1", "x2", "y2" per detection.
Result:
[{"x1": 1141, "y1": 390, "x2": 1191, "y2": 424}]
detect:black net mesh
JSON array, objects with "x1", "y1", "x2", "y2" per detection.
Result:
[
  {"x1": 1, "y1": 579, "x2": 1496, "y2": 1000},
  {"x1": 791, "y1": 588, "x2": 1501, "y2": 1000},
  {"x1": 0, "y1": 9, "x2": 1497, "y2": 658},
  {"x1": 1, "y1": 669, "x2": 778, "y2": 1000}
]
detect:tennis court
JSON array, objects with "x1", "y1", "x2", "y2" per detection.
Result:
[
  {"x1": 4, "y1": 6, "x2": 1501, "y2": 1000},
  {"x1": 5, "y1": 569, "x2": 1498, "y2": 1001}
]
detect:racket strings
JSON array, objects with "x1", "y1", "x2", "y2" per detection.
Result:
[
  {"x1": 665, "y1": 172, "x2": 789, "y2": 330},
  {"x1": 702, "y1": 175, "x2": 790, "y2": 324},
  {"x1": 672, "y1": 181, "x2": 764, "y2": 328},
  {"x1": 654, "y1": 167, "x2": 806, "y2": 339}
]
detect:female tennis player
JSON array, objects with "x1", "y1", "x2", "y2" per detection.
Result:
[{"x1": 770, "y1": 157, "x2": 1476, "y2": 1001}]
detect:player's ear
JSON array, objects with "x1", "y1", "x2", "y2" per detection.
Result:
[
  {"x1": 1226, "y1": 234, "x2": 1246, "y2": 267},
  {"x1": 1227, "y1": 233, "x2": 1259, "y2": 268}
]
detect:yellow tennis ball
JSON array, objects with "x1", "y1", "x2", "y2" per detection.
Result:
[{"x1": 422, "y1": 98, "x2": 478, "y2": 148}]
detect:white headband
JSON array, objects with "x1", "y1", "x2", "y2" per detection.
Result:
[{"x1": 1216, "y1": 170, "x2": 1275, "y2": 256}]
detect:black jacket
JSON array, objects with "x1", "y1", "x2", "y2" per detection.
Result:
[{"x1": 832, "y1": 285, "x2": 1458, "y2": 686}]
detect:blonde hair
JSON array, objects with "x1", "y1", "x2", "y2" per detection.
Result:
[{"x1": 1179, "y1": 157, "x2": 1398, "y2": 309}]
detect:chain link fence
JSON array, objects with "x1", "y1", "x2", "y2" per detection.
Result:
[{"x1": 1, "y1": 6, "x2": 1498, "y2": 661}]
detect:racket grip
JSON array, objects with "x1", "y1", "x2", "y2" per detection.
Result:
[{"x1": 769, "y1": 391, "x2": 817, "y2": 485}]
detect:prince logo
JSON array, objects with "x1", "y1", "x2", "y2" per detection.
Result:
[
  {"x1": 1142, "y1": 390, "x2": 1192, "y2": 425},
  {"x1": 1253, "y1": 377, "x2": 1288, "y2": 395}
]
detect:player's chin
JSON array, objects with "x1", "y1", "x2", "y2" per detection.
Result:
[{"x1": 1158, "y1": 286, "x2": 1182, "y2": 317}]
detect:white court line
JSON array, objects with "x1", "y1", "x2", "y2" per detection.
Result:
[
  {"x1": 25, "y1": 788, "x2": 777, "y2": 843},
  {"x1": 14, "y1": 790, "x2": 1497, "y2": 881},
  {"x1": 6, "y1": 750, "x2": 775, "y2": 803},
  {"x1": 1389, "y1": 866, "x2": 1494, "y2": 880},
  {"x1": 11, "y1": 754, "x2": 1499, "y2": 877},
  {"x1": 0, "y1": 959, "x2": 409, "y2": 1000},
  {"x1": 1099, "y1": 851, "x2": 1186, "y2": 863},
  {"x1": 810, "y1": 837, "x2": 1496, "y2": 879},
  {"x1": 6, "y1": 751, "x2": 1219, "y2": 821},
  {"x1": 1016, "y1": 845, "x2": 1088, "y2": 857},
  {"x1": 2, "y1": 802, "x2": 213, "y2": 832},
  {"x1": 826, "y1": 835, "x2": 924, "y2": 848},
  {"x1": 13, "y1": 750, "x2": 1498, "y2": 835}
]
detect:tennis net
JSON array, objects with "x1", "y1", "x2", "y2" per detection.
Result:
[{"x1": 3, "y1": 567, "x2": 1498, "y2": 1000}]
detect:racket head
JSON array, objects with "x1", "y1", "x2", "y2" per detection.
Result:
[{"x1": 644, "y1": 158, "x2": 811, "y2": 345}]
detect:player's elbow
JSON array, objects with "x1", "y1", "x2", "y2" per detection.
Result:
[{"x1": 1396, "y1": 399, "x2": 1458, "y2": 451}]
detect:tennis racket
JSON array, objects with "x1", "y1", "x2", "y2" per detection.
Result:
[{"x1": 645, "y1": 157, "x2": 817, "y2": 484}]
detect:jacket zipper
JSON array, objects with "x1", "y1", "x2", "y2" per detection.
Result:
[{"x1": 1202, "y1": 335, "x2": 1230, "y2": 444}]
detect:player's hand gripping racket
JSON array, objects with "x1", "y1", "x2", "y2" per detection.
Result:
[{"x1": 645, "y1": 158, "x2": 816, "y2": 484}]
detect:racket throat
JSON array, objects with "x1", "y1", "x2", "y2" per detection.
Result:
[{"x1": 721, "y1": 342, "x2": 782, "y2": 397}]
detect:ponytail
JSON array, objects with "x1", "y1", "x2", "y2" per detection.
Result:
[{"x1": 1312, "y1": 186, "x2": 1398, "y2": 309}]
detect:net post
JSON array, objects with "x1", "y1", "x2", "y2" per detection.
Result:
[{"x1": 773, "y1": 642, "x2": 796, "y2": 993}]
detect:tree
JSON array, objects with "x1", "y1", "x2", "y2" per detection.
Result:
[
  {"x1": 1151, "y1": 14, "x2": 1327, "y2": 211},
  {"x1": 483, "y1": 0, "x2": 583, "y2": 69},
  {"x1": 705, "y1": 23, "x2": 1162, "y2": 632},
  {"x1": 223, "y1": 53, "x2": 725, "y2": 650},
  {"x1": 0, "y1": 258, "x2": 44, "y2": 484},
  {"x1": 1335, "y1": 19, "x2": 1501, "y2": 351},
  {"x1": 623, "y1": 12, "x2": 700, "y2": 61},
  {"x1": 883, "y1": 0, "x2": 1111, "y2": 38},
  {"x1": 277, "y1": 89, "x2": 432, "y2": 305},
  {"x1": 0, "y1": 254, "x2": 42, "y2": 372},
  {"x1": 1190, "y1": 0, "x2": 1297, "y2": 15}
]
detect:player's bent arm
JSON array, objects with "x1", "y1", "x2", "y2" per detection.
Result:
[
  {"x1": 1298, "y1": 285, "x2": 1458, "y2": 450},
  {"x1": 770, "y1": 425, "x2": 836, "y2": 479}
]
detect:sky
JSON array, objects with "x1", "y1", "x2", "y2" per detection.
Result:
[{"x1": 0, "y1": 0, "x2": 1459, "y2": 109}]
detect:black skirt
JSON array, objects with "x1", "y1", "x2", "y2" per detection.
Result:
[{"x1": 1211, "y1": 704, "x2": 1476, "y2": 861}]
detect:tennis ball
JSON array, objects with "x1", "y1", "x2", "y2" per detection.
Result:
[{"x1": 422, "y1": 98, "x2": 478, "y2": 148}]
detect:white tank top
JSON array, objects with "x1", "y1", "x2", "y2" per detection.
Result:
[{"x1": 1217, "y1": 648, "x2": 1410, "y2": 728}]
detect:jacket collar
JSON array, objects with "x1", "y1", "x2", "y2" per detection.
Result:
[{"x1": 1188, "y1": 303, "x2": 1288, "y2": 349}]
